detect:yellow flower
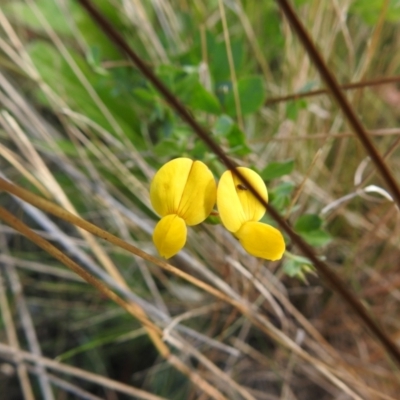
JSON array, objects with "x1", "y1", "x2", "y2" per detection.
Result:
[
  {"x1": 217, "y1": 167, "x2": 285, "y2": 261},
  {"x1": 150, "y1": 158, "x2": 216, "y2": 258}
]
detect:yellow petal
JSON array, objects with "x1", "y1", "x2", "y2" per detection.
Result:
[
  {"x1": 150, "y1": 158, "x2": 216, "y2": 225},
  {"x1": 236, "y1": 221, "x2": 285, "y2": 261},
  {"x1": 217, "y1": 167, "x2": 268, "y2": 232},
  {"x1": 177, "y1": 160, "x2": 216, "y2": 226},
  {"x1": 150, "y1": 158, "x2": 193, "y2": 217},
  {"x1": 153, "y1": 214, "x2": 187, "y2": 258}
]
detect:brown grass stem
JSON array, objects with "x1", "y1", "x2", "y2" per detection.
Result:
[{"x1": 265, "y1": 74, "x2": 400, "y2": 105}]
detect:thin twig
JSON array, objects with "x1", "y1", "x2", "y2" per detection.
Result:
[{"x1": 265, "y1": 74, "x2": 400, "y2": 105}]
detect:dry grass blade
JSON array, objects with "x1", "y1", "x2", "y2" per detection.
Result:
[
  {"x1": 218, "y1": 0, "x2": 244, "y2": 130},
  {"x1": 0, "y1": 236, "x2": 54, "y2": 400},
  {"x1": 0, "y1": 343, "x2": 167, "y2": 400},
  {"x1": 0, "y1": 207, "x2": 165, "y2": 345},
  {"x1": 0, "y1": 274, "x2": 34, "y2": 400},
  {"x1": 0, "y1": 94, "x2": 129, "y2": 296},
  {"x1": 0, "y1": 205, "x2": 229, "y2": 400},
  {"x1": 25, "y1": 367, "x2": 103, "y2": 400},
  {"x1": 76, "y1": 0, "x2": 400, "y2": 368},
  {"x1": 0, "y1": 255, "x2": 84, "y2": 282}
]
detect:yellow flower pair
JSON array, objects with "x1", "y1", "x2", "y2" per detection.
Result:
[{"x1": 150, "y1": 158, "x2": 285, "y2": 260}]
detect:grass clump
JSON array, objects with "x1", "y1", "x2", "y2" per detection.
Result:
[{"x1": 1, "y1": 1, "x2": 400, "y2": 399}]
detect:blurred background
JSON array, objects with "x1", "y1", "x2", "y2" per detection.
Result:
[{"x1": 1, "y1": 0, "x2": 400, "y2": 399}]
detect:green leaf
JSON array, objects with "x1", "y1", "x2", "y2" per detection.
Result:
[
  {"x1": 300, "y1": 230, "x2": 332, "y2": 247},
  {"x1": 132, "y1": 87, "x2": 157, "y2": 107},
  {"x1": 153, "y1": 139, "x2": 183, "y2": 158},
  {"x1": 269, "y1": 181, "x2": 295, "y2": 210},
  {"x1": 282, "y1": 259, "x2": 305, "y2": 278},
  {"x1": 226, "y1": 125, "x2": 251, "y2": 155},
  {"x1": 187, "y1": 83, "x2": 221, "y2": 114},
  {"x1": 294, "y1": 214, "x2": 322, "y2": 232},
  {"x1": 213, "y1": 115, "x2": 234, "y2": 136},
  {"x1": 224, "y1": 76, "x2": 266, "y2": 116},
  {"x1": 175, "y1": 72, "x2": 199, "y2": 98},
  {"x1": 191, "y1": 140, "x2": 210, "y2": 159},
  {"x1": 155, "y1": 65, "x2": 220, "y2": 114},
  {"x1": 261, "y1": 159, "x2": 294, "y2": 180},
  {"x1": 271, "y1": 182, "x2": 295, "y2": 197},
  {"x1": 259, "y1": 5, "x2": 285, "y2": 60},
  {"x1": 204, "y1": 215, "x2": 221, "y2": 225},
  {"x1": 209, "y1": 37, "x2": 244, "y2": 82},
  {"x1": 282, "y1": 253, "x2": 316, "y2": 282},
  {"x1": 211, "y1": 115, "x2": 250, "y2": 155},
  {"x1": 294, "y1": 214, "x2": 331, "y2": 247},
  {"x1": 286, "y1": 99, "x2": 307, "y2": 120}
]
